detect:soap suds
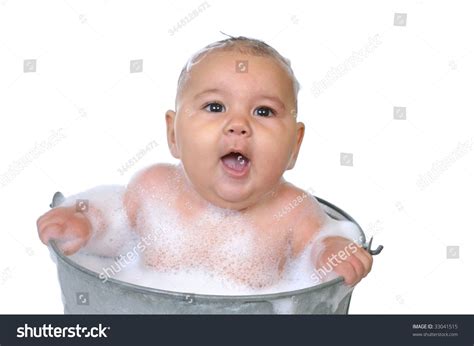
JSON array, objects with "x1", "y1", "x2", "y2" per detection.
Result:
[{"x1": 61, "y1": 185, "x2": 360, "y2": 313}]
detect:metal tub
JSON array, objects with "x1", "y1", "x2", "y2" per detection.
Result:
[{"x1": 48, "y1": 194, "x2": 373, "y2": 314}]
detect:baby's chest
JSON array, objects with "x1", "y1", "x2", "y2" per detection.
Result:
[{"x1": 136, "y1": 205, "x2": 292, "y2": 286}]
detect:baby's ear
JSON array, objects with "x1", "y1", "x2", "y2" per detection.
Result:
[
  {"x1": 165, "y1": 110, "x2": 180, "y2": 159},
  {"x1": 287, "y1": 122, "x2": 305, "y2": 170}
]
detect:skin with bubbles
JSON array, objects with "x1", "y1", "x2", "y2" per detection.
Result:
[{"x1": 37, "y1": 39, "x2": 373, "y2": 293}]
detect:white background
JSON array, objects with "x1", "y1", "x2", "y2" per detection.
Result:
[{"x1": 0, "y1": 0, "x2": 472, "y2": 314}]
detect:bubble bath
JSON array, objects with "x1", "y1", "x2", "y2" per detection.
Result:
[
  {"x1": 47, "y1": 186, "x2": 368, "y2": 314},
  {"x1": 60, "y1": 185, "x2": 363, "y2": 298}
]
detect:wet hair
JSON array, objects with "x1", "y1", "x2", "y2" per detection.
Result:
[{"x1": 176, "y1": 34, "x2": 300, "y2": 112}]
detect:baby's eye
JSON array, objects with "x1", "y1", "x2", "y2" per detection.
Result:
[
  {"x1": 204, "y1": 102, "x2": 226, "y2": 112},
  {"x1": 254, "y1": 106, "x2": 275, "y2": 117}
]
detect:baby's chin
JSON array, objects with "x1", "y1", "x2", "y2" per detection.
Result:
[
  {"x1": 214, "y1": 192, "x2": 253, "y2": 210},
  {"x1": 206, "y1": 184, "x2": 259, "y2": 211}
]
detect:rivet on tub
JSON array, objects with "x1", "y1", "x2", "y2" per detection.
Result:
[{"x1": 184, "y1": 294, "x2": 195, "y2": 304}]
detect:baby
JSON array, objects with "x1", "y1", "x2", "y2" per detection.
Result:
[{"x1": 37, "y1": 36, "x2": 373, "y2": 289}]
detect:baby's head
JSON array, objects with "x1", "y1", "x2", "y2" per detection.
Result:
[{"x1": 166, "y1": 36, "x2": 305, "y2": 210}]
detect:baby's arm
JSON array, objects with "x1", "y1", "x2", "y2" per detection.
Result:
[
  {"x1": 288, "y1": 189, "x2": 373, "y2": 286},
  {"x1": 311, "y1": 235, "x2": 373, "y2": 286},
  {"x1": 37, "y1": 203, "x2": 93, "y2": 256},
  {"x1": 37, "y1": 164, "x2": 171, "y2": 257},
  {"x1": 37, "y1": 185, "x2": 137, "y2": 257}
]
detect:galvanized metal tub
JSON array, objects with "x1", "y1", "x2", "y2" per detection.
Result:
[{"x1": 48, "y1": 195, "x2": 367, "y2": 314}]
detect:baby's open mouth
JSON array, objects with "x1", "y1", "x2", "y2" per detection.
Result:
[{"x1": 220, "y1": 151, "x2": 251, "y2": 176}]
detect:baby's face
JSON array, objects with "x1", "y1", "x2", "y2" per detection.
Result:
[{"x1": 166, "y1": 50, "x2": 304, "y2": 210}]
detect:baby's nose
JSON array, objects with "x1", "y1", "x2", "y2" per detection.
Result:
[{"x1": 224, "y1": 120, "x2": 251, "y2": 137}]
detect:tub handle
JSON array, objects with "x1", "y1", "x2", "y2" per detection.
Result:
[
  {"x1": 50, "y1": 191, "x2": 65, "y2": 208},
  {"x1": 363, "y1": 236, "x2": 384, "y2": 255}
]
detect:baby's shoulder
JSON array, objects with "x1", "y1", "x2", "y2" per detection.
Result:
[
  {"x1": 274, "y1": 183, "x2": 321, "y2": 218},
  {"x1": 123, "y1": 163, "x2": 181, "y2": 225},
  {"x1": 128, "y1": 163, "x2": 178, "y2": 191},
  {"x1": 275, "y1": 183, "x2": 327, "y2": 255}
]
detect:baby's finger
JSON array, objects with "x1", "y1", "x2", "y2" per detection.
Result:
[
  {"x1": 37, "y1": 209, "x2": 66, "y2": 231},
  {"x1": 347, "y1": 253, "x2": 365, "y2": 283},
  {"x1": 57, "y1": 237, "x2": 85, "y2": 256},
  {"x1": 356, "y1": 249, "x2": 373, "y2": 277},
  {"x1": 36, "y1": 213, "x2": 54, "y2": 232},
  {"x1": 38, "y1": 223, "x2": 65, "y2": 245},
  {"x1": 334, "y1": 261, "x2": 358, "y2": 286}
]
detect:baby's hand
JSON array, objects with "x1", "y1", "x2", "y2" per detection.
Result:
[
  {"x1": 312, "y1": 236, "x2": 373, "y2": 286},
  {"x1": 36, "y1": 207, "x2": 92, "y2": 255}
]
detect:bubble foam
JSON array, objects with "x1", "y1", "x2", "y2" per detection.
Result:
[{"x1": 63, "y1": 185, "x2": 360, "y2": 313}]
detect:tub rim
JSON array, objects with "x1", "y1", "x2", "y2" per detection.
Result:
[{"x1": 49, "y1": 195, "x2": 363, "y2": 302}]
